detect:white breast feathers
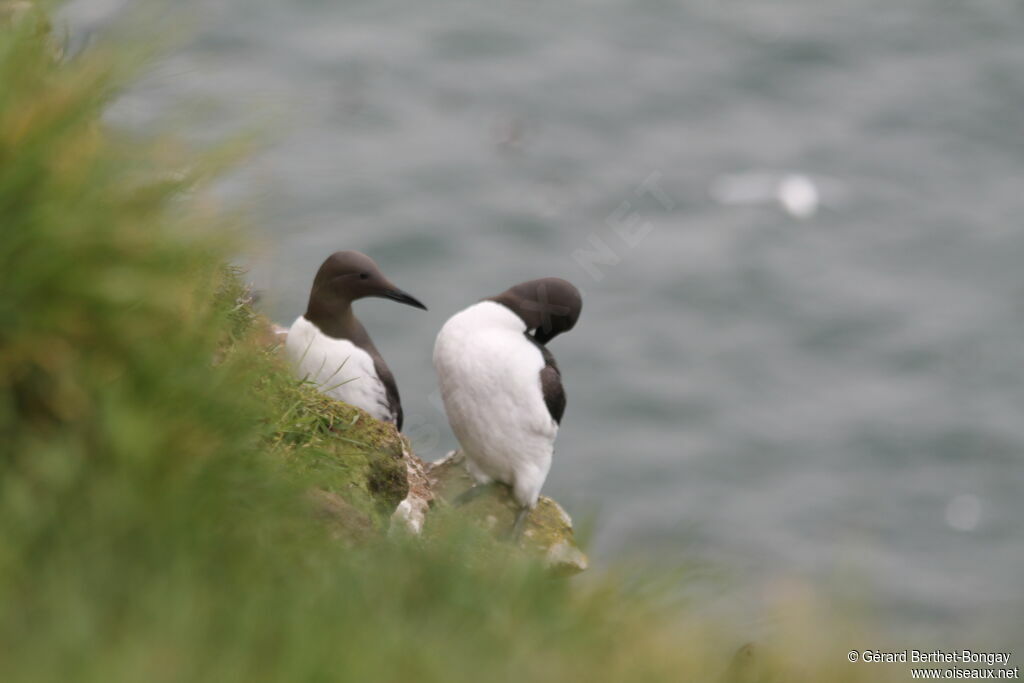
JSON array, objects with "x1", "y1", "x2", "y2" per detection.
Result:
[
  {"x1": 433, "y1": 301, "x2": 557, "y2": 508},
  {"x1": 285, "y1": 315, "x2": 394, "y2": 424}
]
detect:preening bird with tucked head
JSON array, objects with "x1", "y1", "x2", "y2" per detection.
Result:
[
  {"x1": 487, "y1": 277, "x2": 582, "y2": 345},
  {"x1": 434, "y1": 276, "x2": 582, "y2": 539}
]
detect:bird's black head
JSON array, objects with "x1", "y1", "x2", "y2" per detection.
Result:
[
  {"x1": 489, "y1": 277, "x2": 582, "y2": 344},
  {"x1": 306, "y1": 250, "x2": 427, "y2": 316}
]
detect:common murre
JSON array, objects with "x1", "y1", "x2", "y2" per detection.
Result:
[
  {"x1": 286, "y1": 251, "x2": 426, "y2": 430},
  {"x1": 433, "y1": 277, "x2": 582, "y2": 537}
]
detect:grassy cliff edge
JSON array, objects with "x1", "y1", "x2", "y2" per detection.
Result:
[{"x1": 0, "y1": 6, "x2": 922, "y2": 682}]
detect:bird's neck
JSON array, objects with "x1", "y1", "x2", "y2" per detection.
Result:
[{"x1": 305, "y1": 295, "x2": 356, "y2": 340}]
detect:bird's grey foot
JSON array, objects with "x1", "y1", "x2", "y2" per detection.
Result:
[{"x1": 506, "y1": 506, "x2": 531, "y2": 542}]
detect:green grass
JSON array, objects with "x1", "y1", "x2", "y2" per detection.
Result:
[{"x1": 0, "y1": 6, "x2": 923, "y2": 682}]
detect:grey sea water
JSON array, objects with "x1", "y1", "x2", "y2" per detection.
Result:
[{"x1": 65, "y1": 0, "x2": 1024, "y2": 640}]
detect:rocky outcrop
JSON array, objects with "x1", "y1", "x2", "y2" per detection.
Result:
[
  {"x1": 388, "y1": 438, "x2": 433, "y2": 535},
  {"x1": 426, "y1": 451, "x2": 588, "y2": 575},
  {"x1": 283, "y1": 393, "x2": 410, "y2": 522},
  {"x1": 264, "y1": 318, "x2": 586, "y2": 574}
]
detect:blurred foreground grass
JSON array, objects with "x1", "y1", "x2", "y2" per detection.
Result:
[{"x1": 0, "y1": 5, "x2": 909, "y2": 681}]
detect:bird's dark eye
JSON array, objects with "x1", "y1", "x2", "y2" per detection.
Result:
[{"x1": 359, "y1": 272, "x2": 369, "y2": 280}]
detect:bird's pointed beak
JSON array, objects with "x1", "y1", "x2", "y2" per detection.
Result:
[{"x1": 382, "y1": 287, "x2": 428, "y2": 311}]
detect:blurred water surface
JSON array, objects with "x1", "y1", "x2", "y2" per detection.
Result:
[{"x1": 64, "y1": 0, "x2": 1024, "y2": 640}]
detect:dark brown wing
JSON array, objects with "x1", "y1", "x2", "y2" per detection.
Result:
[
  {"x1": 372, "y1": 356, "x2": 403, "y2": 431},
  {"x1": 527, "y1": 333, "x2": 566, "y2": 424}
]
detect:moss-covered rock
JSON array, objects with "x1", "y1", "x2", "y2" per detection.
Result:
[
  {"x1": 245, "y1": 318, "x2": 408, "y2": 535},
  {"x1": 256, "y1": 317, "x2": 585, "y2": 572},
  {"x1": 307, "y1": 488, "x2": 375, "y2": 544},
  {"x1": 427, "y1": 451, "x2": 589, "y2": 575},
  {"x1": 268, "y1": 383, "x2": 408, "y2": 522}
]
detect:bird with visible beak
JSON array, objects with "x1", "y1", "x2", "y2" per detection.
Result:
[{"x1": 286, "y1": 250, "x2": 426, "y2": 430}]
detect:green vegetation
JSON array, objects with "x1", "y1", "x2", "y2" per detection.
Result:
[{"x1": 0, "y1": 6, "x2": 907, "y2": 682}]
